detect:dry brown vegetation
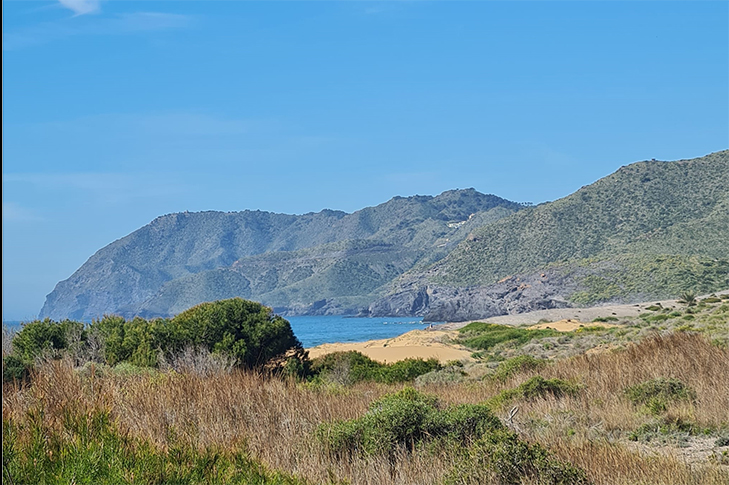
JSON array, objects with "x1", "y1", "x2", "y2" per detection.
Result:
[{"x1": 4, "y1": 331, "x2": 728, "y2": 484}]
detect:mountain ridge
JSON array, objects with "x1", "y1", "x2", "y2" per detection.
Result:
[
  {"x1": 39, "y1": 151, "x2": 729, "y2": 321},
  {"x1": 40, "y1": 189, "x2": 522, "y2": 320}
]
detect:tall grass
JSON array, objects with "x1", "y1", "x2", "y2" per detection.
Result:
[{"x1": 3, "y1": 332, "x2": 728, "y2": 484}]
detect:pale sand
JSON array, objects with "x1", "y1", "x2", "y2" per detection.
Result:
[
  {"x1": 442, "y1": 289, "x2": 729, "y2": 330},
  {"x1": 306, "y1": 330, "x2": 474, "y2": 364}
]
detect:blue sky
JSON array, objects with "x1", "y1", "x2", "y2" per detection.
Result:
[{"x1": 3, "y1": 1, "x2": 728, "y2": 320}]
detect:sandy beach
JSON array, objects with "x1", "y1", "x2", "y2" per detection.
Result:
[
  {"x1": 306, "y1": 329, "x2": 474, "y2": 363},
  {"x1": 307, "y1": 290, "x2": 728, "y2": 363}
]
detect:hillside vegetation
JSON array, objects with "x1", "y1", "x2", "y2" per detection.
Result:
[
  {"x1": 427, "y1": 151, "x2": 728, "y2": 287},
  {"x1": 370, "y1": 151, "x2": 729, "y2": 320}
]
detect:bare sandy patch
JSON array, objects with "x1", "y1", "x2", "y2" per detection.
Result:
[
  {"x1": 307, "y1": 329, "x2": 472, "y2": 363},
  {"x1": 442, "y1": 289, "x2": 729, "y2": 330}
]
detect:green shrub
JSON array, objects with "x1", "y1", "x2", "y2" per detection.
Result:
[
  {"x1": 628, "y1": 416, "x2": 697, "y2": 445},
  {"x1": 91, "y1": 298, "x2": 307, "y2": 372},
  {"x1": 592, "y1": 316, "x2": 619, "y2": 322},
  {"x1": 309, "y1": 351, "x2": 440, "y2": 385},
  {"x1": 8, "y1": 299, "x2": 308, "y2": 376},
  {"x1": 9, "y1": 319, "x2": 85, "y2": 363},
  {"x1": 446, "y1": 429, "x2": 589, "y2": 485},
  {"x1": 415, "y1": 367, "x2": 466, "y2": 386},
  {"x1": 624, "y1": 378, "x2": 696, "y2": 415},
  {"x1": 489, "y1": 376, "x2": 581, "y2": 408},
  {"x1": 678, "y1": 292, "x2": 697, "y2": 306},
  {"x1": 91, "y1": 315, "x2": 160, "y2": 367},
  {"x1": 166, "y1": 298, "x2": 305, "y2": 369},
  {"x1": 384, "y1": 358, "x2": 441, "y2": 383},
  {"x1": 490, "y1": 355, "x2": 546, "y2": 382},
  {"x1": 2, "y1": 355, "x2": 30, "y2": 383},
  {"x1": 316, "y1": 388, "x2": 501, "y2": 457},
  {"x1": 458, "y1": 323, "x2": 560, "y2": 351},
  {"x1": 646, "y1": 314, "x2": 670, "y2": 322},
  {"x1": 702, "y1": 297, "x2": 722, "y2": 303},
  {"x1": 574, "y1": 325, "x2": 608, "y2": 334},
  {"x1": 645, "y1": 305, "x2": 662, "y2": 311}
]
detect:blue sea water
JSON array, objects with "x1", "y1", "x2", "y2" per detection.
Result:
[
  {"x1": 287, "y1": 316, "x2": 430, "y2": 347},
  {"x1": 3, "y1": 316, "x2": 432, "y2": 348}
]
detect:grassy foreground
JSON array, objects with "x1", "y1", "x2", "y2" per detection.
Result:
[{"x1": 3, "y1": 327, "x2": 728, "y2": 484}]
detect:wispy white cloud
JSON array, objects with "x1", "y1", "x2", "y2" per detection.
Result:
[
  {"x1": 58, "y1": 0, "x2": 101, "y2": 16},
  {"x1": 2, "y1": 202, "x2": 44, "y2": 222},
  {"x1": 3, "y1": 11, "x2": 192, "y2": 50}
]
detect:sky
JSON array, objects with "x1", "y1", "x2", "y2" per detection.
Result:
[{"x1": 3, "y1": 0, "x2": 728, "y2": 320}]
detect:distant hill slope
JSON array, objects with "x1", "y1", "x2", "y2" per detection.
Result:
[
  {"x1": 369, "y1": 150, "x2": 729, "y2": 321},
  {"x1": 40, "y1": 189, "x2": 522, "y2": 320}
]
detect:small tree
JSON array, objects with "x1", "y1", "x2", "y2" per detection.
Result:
[
  {"x1": 677, "y1": 291, "x2": 697, "y2": 307},
  {"x1": 169, "y1": 298, "x2": 306, "y2": 371}
]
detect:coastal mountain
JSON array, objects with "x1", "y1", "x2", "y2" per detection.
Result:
[
  {"x1": 369, "y1": 150, "x2": 729, "y2": 321},
  {"x1": 39, "y1": 151, "x2": 729, "y2": 322},
  {"x1": 39, "y1": 189, "x2": 522, "y2": 320}
]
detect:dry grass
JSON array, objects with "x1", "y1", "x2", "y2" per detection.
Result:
[{"x1": 3, "y1": 332, "x2": 728, "y2": 484}]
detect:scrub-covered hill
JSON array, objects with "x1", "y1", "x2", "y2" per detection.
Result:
[{"x1": 369, "y1": 150, "x2": 729, "y2": 321}]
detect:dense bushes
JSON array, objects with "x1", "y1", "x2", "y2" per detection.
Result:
[
  {"x1": 316, "y1": 388, "x2": 588, "y2": 484},
  {"x1": 3, "y1": 298, "x2": 306, "y2": 381},
  {"x1": 309, "y1": 351, "x2": 440, "y2": 385},
  {"x1": 316, "y1": 388, "x2": 501, "y2": 457}
]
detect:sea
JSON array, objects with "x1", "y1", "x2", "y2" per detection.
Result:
[{"x1": 3, "y1": 315, "x2": 433, "y2": 348}]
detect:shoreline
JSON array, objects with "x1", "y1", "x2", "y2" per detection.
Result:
[{"x1": 307, "y1": 290, "x2": 729, "y2": 362}]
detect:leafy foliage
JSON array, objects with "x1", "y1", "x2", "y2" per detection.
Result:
[
  {"x1": 489, "y1": 355, "x2": 547, "y2": 382},
  {"x1": 316, "y1": 388, "x2": 502, "y2": 457},
  {"x1": 458, "y1": 322, "x2": 561, "y2": 351},
  {"x1": 624, "y1": 377, "x2": 696, "y2": 415},
  {"x1": 488, "y1": 376, "x2": 582, "y2": 408},
  {"x1": 309, "y1": 351, "x2": 440, "y2": 385},
  {"x1": 446, "y1": 429, "x2": 589, "y2": 485},
  {"x1": 317, "y1": 388, "x2": 587, "y2": 484},
  {"x1": 4, "y1": 298, "x2": 307, "y2": 381},
  {"x1": 9, "y1": 318, "x2": 84, "y2": 363},
  {"x1": 628, "y1": 416, "x2": 699, "y2": 445}
]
